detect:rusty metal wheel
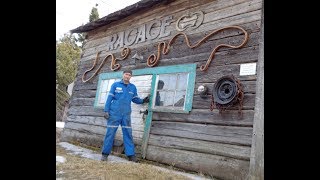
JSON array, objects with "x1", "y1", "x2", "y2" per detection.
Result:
[{"x1": 213, "y1": 75, "x2": 238, "y2": 105}]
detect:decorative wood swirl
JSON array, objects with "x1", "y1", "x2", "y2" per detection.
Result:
[
  {"x1": 81, "y1": 47, "x2": 130, "y2": 83},
  {"x1": 81, "y1": 26, "x2": 249, "y2": 83},
  {"x1": 147, "y1": 26, "x2": 249, "y2": 71}
]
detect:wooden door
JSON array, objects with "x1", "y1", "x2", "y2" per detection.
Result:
[{"x1": 114, "y1": 75, "x2": 153, "y2": 154}]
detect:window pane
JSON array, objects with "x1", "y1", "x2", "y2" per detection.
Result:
[
  {"x1": 101, "y1": 80, "x2": 109, "y2": 93},
  {"x1": 159, "y1": 74, "x2": 176, "y2": 90},
  {"x1": 155, "y1": 73, "x2": 188, "y2": 109},
  {"x1": 99, "y1": 92, "x2": 107, "y2": 104},
  {"x1": 99, "y1": 79, "x2": 118, "y2": 106},
  {"x1": 162, "y1": 91, "x2": 174, "y2": 107},
  {"x1": 176, "y1": 73, "x2": 188, "y2": 90},
  {"x1": 174, "y1": 91, "x2": 186, "y2": 107},
  {"x1": 107, "y1": 79, "x2": 115, "y2": 90}
]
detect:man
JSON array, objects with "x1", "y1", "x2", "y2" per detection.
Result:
[{"x1": 101, "y1": 70, "x2": 149, "y2": 162}]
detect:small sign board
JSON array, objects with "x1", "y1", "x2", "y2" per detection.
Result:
[{"x1": 240, "y1": 63, "x2": 256, "y2": 76}]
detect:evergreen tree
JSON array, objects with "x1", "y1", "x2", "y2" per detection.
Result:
[
  {"x1": 89, "y1": 4, "x2": 100, "y2": 22},
  {"x1": 76, "y1": 24, "x2": 86, "y2": 48},
  {"x1": 77, "y1": 4, "x2": 100, "y2": 48},
  {"x1": 56, "y1": 33, "x2": 81, "y2": 121},
  {"x1": 56, "y1": 33, "x2": 81, "y2": 89}
]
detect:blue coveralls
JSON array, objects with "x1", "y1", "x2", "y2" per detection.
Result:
[{"x1": 102, "y1": 79, "x2": 144, "y2": 157}]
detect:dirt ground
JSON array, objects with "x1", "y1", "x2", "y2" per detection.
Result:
[
  {"x1": 57, "y1": 143, "x2": 213, "y2": 180},
  {"x1": 56, "y1": 126, "x2": 213, "y2": 180}
]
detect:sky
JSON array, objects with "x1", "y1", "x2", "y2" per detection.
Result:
[{"x1": 56, "y1": 0, "x2": 140, "y2": 41}]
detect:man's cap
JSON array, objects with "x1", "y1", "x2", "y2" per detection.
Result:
[{"x1": 123, "y1": 70, "x2": 132, "y2": 75}]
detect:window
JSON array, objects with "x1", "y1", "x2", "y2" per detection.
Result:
[
  {"x1": 94, "y1": 63, "x2": 196, "y2": 113},
  {"x1": 94, "y1": 72, "x2": 123, "y2": 108},
  {"x1": 148, "y1": 63, "x2": 196, "y2": 113},
  {"x1": 97, "y1": 79, "x2": 118, "y2": 106},
  {"x1": 154, "y1": 73, "x2": 188, "y2": 110}
]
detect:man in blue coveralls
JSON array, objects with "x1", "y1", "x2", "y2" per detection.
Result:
[{"x1": 101, "y1": 70, "x2": 149, "y2": 162}]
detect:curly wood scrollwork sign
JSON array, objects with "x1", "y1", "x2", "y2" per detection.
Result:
[
  {"x1": 147, "y1": 25, "x2": 249, "y2": 71},
  {"x1": 81, "y1": 25, "x2": 249, "y2": 83},
  {"x1": 81, "y1": 48, "x2": 130, "y2": 83}
]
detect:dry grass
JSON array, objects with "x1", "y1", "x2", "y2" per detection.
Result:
[{"x1": 56, "y1": 145, "x2": 194, "y2": 180}]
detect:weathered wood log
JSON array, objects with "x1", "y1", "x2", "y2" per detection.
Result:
[
  {"x1": 73, "y1": 82, "x2": 98, "y2": 91},
  {"x1": 151, "y1": 45, "x2": 259, "y2": 70},
  {"x1": 202, "y1": 0, "x2": 262, "y2": 24},
  {"x1": 64, "y1": 122, "x2": 106, "y2": 136},
  {"x1": 196, "y1": 63, "x2": 257, "y2": 82},
  {"x1": 68, "y1": 101, "x2": 149, "y2": 113},
  {"x1": 153, "y1": 109, "x2": 254, "y2": 126},
  {"x1": 61, "y1": 128, "x2": 143, "y2": 154},
  {"x1": 194, "y1": 80, "x2": 256, "y2": 94},
  {"x1": 69, "y1": 98, "x2": 95, "y2": 106},
  {"x1": 68, "y1": 106, "x2": 104, "y2": 116},
  {"x1": 71, "y1": 89, "x2": 97, "y2": 98},
  {"x1": 67, "y1": 116, "x2": 144, "y2": 132},
  {"x1": 146, "y1": 145, "x2": 249, "y2": 180},
  {"x1": 148, "y1": 134, "x2": 251, "y2": 160},
  {"x1": 193, "y1": 9, "x2": 261, "y2": 36},
  {"x1": 63, "y1": 122, "x2": 143, "y2": 144},
  {"x1": 192, "y1": 93, "x2": 255, "y2": 109},
  {"x1": 61, "y1": 128, "x2": 104, "y2": 148},
  {"x1": 68, "y1": 96, "x2": 254, "y2": 125},
  {"x1": 150, "y1": 121, "x2": 252, "y2": 146},
  {"x1": 66, "y1": 115, "x2": 105, "y2": 126}
]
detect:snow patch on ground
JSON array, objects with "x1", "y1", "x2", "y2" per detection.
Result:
[
  {"x1": 57, "y1": 142, "x2": 211, "y2": 180},
  {"x1": 56, "y1": 155, "x2": 66, "y2": 163},
  {"x1": 58, "y1": 142, "x2": 128, "y2": 163},
  {"x1": 56, "y1": 122, "x2": 65, "y2": 128}
]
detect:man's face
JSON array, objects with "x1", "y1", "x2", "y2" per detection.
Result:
[{"x1": 123, "y1": 73, "x2": 132, "y2": 83}]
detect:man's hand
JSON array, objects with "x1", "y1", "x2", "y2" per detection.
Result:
[
  {"x1": 143, "y1": 96, "x2": 150, "y2": 103},
  {"x1": 104, "y1": 112, "x2": 109, "y2": 119}
]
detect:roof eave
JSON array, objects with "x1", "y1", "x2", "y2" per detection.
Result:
[{"x1": 70, "y1": 0, "x2": 173, "y2": 34}]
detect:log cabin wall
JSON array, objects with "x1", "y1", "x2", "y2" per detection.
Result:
[{"x1": 61, "y1": 0, "x2": 262, "y2": 179}]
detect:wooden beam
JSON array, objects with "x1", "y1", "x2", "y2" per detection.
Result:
[
  {"x1": 141, "y1": 75, "x2": 157, "y2": 159},
  {"x1": 146, "y1": 145, "x2": 249, "y2": 180},
  {"x1": 247, "y1": 1, "x2": 264, "y2": 179}
]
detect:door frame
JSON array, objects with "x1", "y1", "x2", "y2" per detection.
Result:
[
  {"x1": 132, "y1": 63, "x2": 196, "y2": 159},
  {"x1": 94, "y1": 63, "x2": 197, "y2": 159}
]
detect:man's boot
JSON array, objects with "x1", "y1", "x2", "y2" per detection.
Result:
[
  {"x1": 101, "y1": 154, "x2": 108, "y2": 161},
  {"x1": 128, "y1": 155, "x2": 138, "y2": 162}
]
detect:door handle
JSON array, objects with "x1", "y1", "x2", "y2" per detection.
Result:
[{"x1": 139, "y1": 109, "x2": 148, "y2": 115}]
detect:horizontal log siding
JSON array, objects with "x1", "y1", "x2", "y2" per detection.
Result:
[
  {"x1": 146, "y1": 145, "x2": 249, "y2": 180},
  {"x1": 63, "y1": 0, "x2": 262, "y2": 179}
]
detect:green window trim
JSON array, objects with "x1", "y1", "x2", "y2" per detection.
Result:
[{"x1": 94, "y1": 63, "x2": 196, "y2": 113}]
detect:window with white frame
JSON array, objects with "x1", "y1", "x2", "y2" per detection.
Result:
[
  {"x1": 98, "y1": 79, "x2": 114, "y2": 104},
  {"x1": 153, "y1": 73, "x2": 188, "y2": 110},
  {"x1": 94, "y1": 64, "x2": 196, "y2": 113}
]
